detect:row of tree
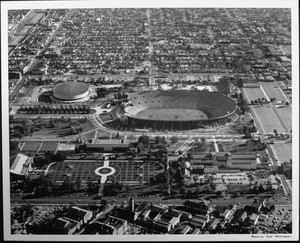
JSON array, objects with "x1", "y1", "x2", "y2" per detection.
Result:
[
  {"x1": 236, "y1": 93, "x2": 249, "y2": 115},
  {"x1": 19, "y1": 104, "x2": 91, "y2": 114}
]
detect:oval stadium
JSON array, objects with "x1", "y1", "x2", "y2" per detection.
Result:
[
  {"x1": 52, "y1": 82, "x2": 91, "y2": 102},
  {"x1": 124, "y1": 90, "x2": 237, "y2": 130}
]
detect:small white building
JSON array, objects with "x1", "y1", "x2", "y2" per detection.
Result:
[{"x1": 10, "y1": 153, "x2": 33, "y2": 178}]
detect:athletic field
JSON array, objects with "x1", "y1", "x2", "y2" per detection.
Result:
[
  {"x1": 243, "y1": 87, "x2": 290, "y2": 134},
  {"x1": 273, "y1": 106, "x2": 292, "y2": 132},
  {"x1": 260, "y1": 82, "x2": 289, "y2": 102},
  {"x1": 250, "y1": 106, "x2": 285, "y2": 134},
  {"x1": 21, "y1": 141, "x2": 41, "y2": 152},
  {"x1": 270, "y1": 143, "x2": 292, "y2": 166}
]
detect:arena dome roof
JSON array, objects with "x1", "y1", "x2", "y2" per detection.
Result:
[{"x1": 53, "y1": 82, "x2": 90, "y2": 101}]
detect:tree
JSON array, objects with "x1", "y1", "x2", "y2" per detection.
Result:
[
  {"x1": 131, "y1": 120, "x2": 136, "y2": 129},
  {"x1": 87, "y1": 177, "x2": 94, "y2": 192},
  {"x1": 187, "y1": 190, "x2": 193, "y2": 198},
  {"x1": 78, "y1": 125, "x2": 83, "y2": 133},
  {"x1": 49, "y1": 118, "x2": 55, "y2": 128},
  {"x1": 179, "y1": 186, "x2": 186, "y2": 195},
  {"x1": 195, "y1": 184, "x2": 202, "y2": 194},
  {"x1": 192, "y1": 175, "x2": 199, "y2": 184},
  {"x1": 209, "y1": 182, "x2": 217, "y2": 191},
  {"x1": 100, "y1": 198, "x2": 108, "y2": 206},
  {"x1": 170, "y1": 136, "x2": 178, "y2": 145},
  {"x1": 75, "y1": 178, "x2": 82, "y2": 191},
  {"x1": 10, "y1": 140, "x2": 19, "y2": 152},
  {"x1": 138, "y1": 135, "x2": 149, "y2": 145},
  {"x1": 45, "y1": 154, "x2": 52, "y2": 165},
  {"x1": 29, "y1": 126, "x2": 35, "y2": 135},
  {"x1": 258, "y1": 184, "x2": 265, "y2": 193},
  {"x1": 196, "y1": 141, "x2": 208, "y2": 152},
  {"x1": 154, "y1": 136, "x2": 161, "y2": 144},
  {"x1": 55, "y1": 151, "x2": 67, "y2": 161}
]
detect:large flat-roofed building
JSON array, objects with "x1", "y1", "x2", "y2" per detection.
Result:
[
  {"x1": 57, "y1": 143, "x2": 76, "y2": 152},
  {"x1": 267, "y1": 46, "x2": 285, "y2": 56},
  {"x1": 227, "y1": 154, "x2": 257, "y2": 170},
  {"x1": 235, "y1": 210, "x2": 248, "y2": 222},
  {"x1": 190, "y1": 214, "x2": 209, "y2": 229},
  {"x1": 87, "y1": 139, "x2": 130, "y2": 152},
  {"x1": 52, "y1": 217, "x2": 80, "y2": 234},
  {"x1": 65, "y1": 206, "x2": 93, "y2": 225},
  {"x1": 190, "y1": 152, "x2": 228, "y2": 168},
  {"x1": 247, "y1": 213, "x2": 259, "y2": 225},
  {"x1": 208, "y1": 218, "x2": 220, "y2": 230},
  {"x1": 116, "y1": 201, "x2": 148, "y2": 222},
  {"x1": 190, "y1": 152, "x2": 257, "y2": 170},
  {"x1": 245, "y1": 199, "x2": 266, "y2": 214},
  {"x1": 96, "y1": 216, "x2": 128, "y2": 235},
  {"x1": 10, "y1": 153, "x2": 32, "y2": 178},
  {"x1": 183, "y1": 199, "x2": 213, "y2": 215},
  {"x1": 179, "y1": 225, "x2": 192, "y2": 234}
]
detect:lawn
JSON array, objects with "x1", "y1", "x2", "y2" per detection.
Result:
[
  {"x1": 22, "y1": 117, "x2": 96, "y2": 140},
  {"x1": 242, "y1": 87, "x2": 268, "y2": 103},
  {"x1": 46, "y1": 159, "x2": 164, "y2": 185},
  {"x1": 21, "y1": 141, "x2": 41, "y2": 152}
]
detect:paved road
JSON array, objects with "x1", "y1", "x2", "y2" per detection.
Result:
[
  {"x1": 10, "y1": 193, "x2": 291, "y2": 208},
  {"x1": 9, "y1": 11, "x2": 74, "y2": 102},
  {"x1": 24, "y1": 10, "x2": 75, "y2": 75},
  {"x1": 279, "y1": 175, "x2": 292, "y2": 196}
]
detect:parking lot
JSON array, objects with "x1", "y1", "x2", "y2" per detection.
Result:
[{"x1": 258, "y1": 205, "x2": 292, "y2": 232}]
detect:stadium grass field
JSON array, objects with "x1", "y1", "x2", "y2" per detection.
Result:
[
  {"x1": 137, "y1": 108, "x2": 208, "y2": 121},
  {"x1": 46, "y1": 159, "x2": 164, "y2": 185}
]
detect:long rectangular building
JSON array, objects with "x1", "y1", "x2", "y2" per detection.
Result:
[{"x1": 190, "y1": 152, "x2": 257, "y2": 170}]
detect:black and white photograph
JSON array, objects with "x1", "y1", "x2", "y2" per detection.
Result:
[{"x1": 1, "y1": 0, "x2": 299, "y2": 241}]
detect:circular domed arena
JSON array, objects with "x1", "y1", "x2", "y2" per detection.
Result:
[
  {"x1": 52, "y1": 82, "x2": 91, "y2": 102},
  {"x1": 124, "y1": 90, "x2": 237, "y2": 130}
]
